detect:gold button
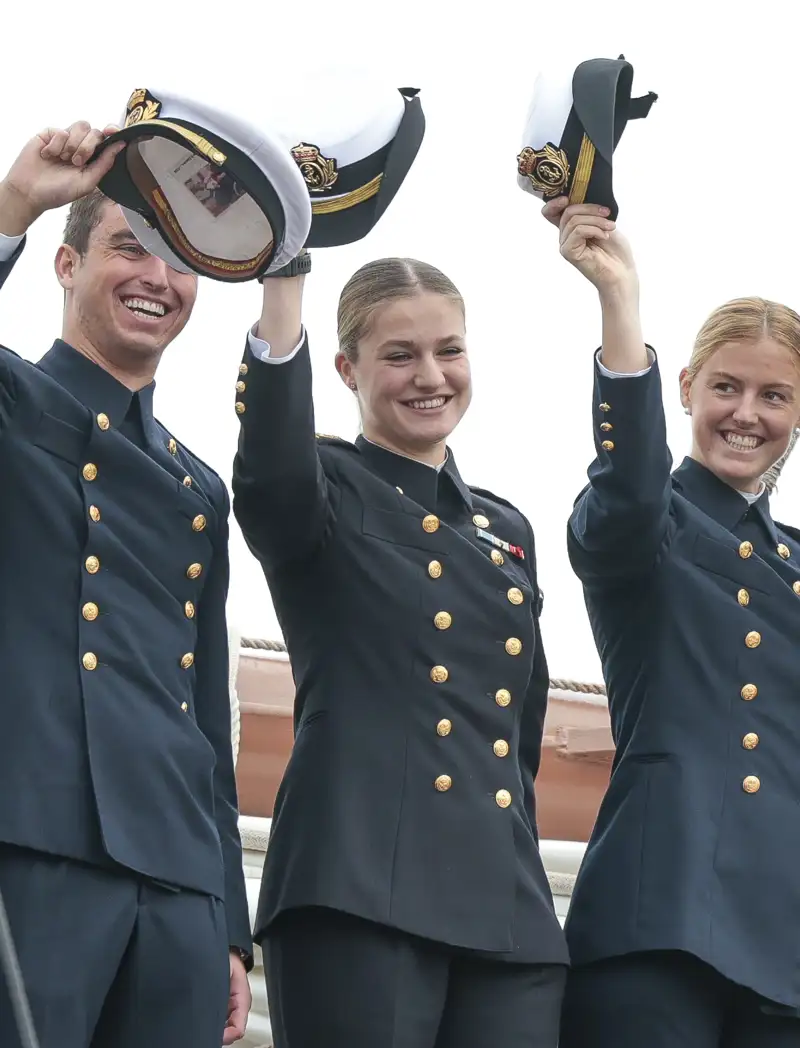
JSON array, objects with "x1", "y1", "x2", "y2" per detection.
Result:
[
  {"x1": 777, "y1": 543, "x2": 791, "y2": 559},
  {"x1": 85, "y1": 556, "x2": 100, "y2": 574},
  {"x1": 435, "y1": 774, "x2": 452, "y2": 792},
  {"x1": 186, "y1": 563, "x2": 203, "y2": 580},
  {"x1": 430, "y1": 665, "x2": 449, "y2": 683},
  {"x1": 428, "y1": 560, "x2": 443, "y2": 579},
  {"x1": 88, "y1": 505, "x2": 101, "y2": 523},
  {"x1": 184, "y1": 601, "x2": 195, "y2": 619},
  {"x1": 737, "y1": 588, "x2": 750, "y2": 607},
  {"x1": 239, "y1": 363, "x2": 248, "y2": 376},
  {"x1": 236, "y1": 381, "x2": 246, "y2": 393},
  {"x1": 600, "y1": 422, "x2": 613, "y2": 431},
  {"x1": 396, "y1": 486, "x2": 404, "y2": 495},
  {"x1": 495, "y1": 789, "x2": 512, "y2": 808},
  {"x1": 183, "y1": 476, "x2": 192, "y2": 487},
  {"x1": 742, "y1": 733, "x2": 759, "y2": 750},
  {"x1": 192, "y1": 514, "x2": 207, "y2": 532},
  {"x1": 794, "y1": 581, "x2": 800, "y2": 596},
  {"x1": 743, "y1": 775, "x2": 760, "y2": 794},
  {"x1": 168, "y1": 438, "x2": 177, "y2": 455},
  {"x1": 82, "y1": 652, "x2": 97, "y2": 671},
  {"x1": 434, "y1": 611, "x2": 452, "y2": 630},
  {"x1": 82, "y1": 602, "x2": 99, "y2": 621},
  {"x1": 738, "y1": 540, "x2": 753, "y2": 559},
  {"x1": 422, "y1": 514, "x2": 440, "y2": 533},
  {"x1": 473, "y1": 513, "x2": 490, "y2": 528},
  {"x1": 505, "y1": 637, "x2": 522, "y2": 656},
  {"x1": 745, "y1": 631, "x2": 761, "y2": 649},
  {"x1": 96, "y1": 413, "x2": 110, "y2": 431},
  {"x1": 82, "y1": 463, "x2": 98, "y2": 481},
  {"x1": 181, "y1": 702, "x2": 189, "y2": 712},
  {"x1": 235, "y1": 401, "x2": 246, "y2": 415},
  {"x1": 181, "y1": 653, "x2": 194, "y2": 670},
  {"x1": 491, "y1": 550, "x2": 504, "y2": 566},
  {"x1": 599, "y1": 402, "x2": 611, "y2": 412},
  {"x1": 601, "y1": 440, "x2": 615, "y2": 451},
  {"x1": 507, "y1": 587, "x2": 524, "y2": 605},
  {"x1": 741, "y1": 683, "x2": 758, "y2": 701},
  {"x1": 437, "y1": 719, "x2": 452, "y2": 737},
  {"x1": 493, "y1": 739, "x2": 510, "y2": 758},
  {"x1": 495, "y1": 688, "x2": 511, "y2": 707}
]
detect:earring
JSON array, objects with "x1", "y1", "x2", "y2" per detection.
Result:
[
  {"x1": 684, "y1": 406, "x2": 692, "y2": 415},
  {"x1": 349, "y1": 382, "x2": 357, "y2": 391}
]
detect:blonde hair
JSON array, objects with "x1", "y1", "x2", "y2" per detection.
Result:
[
  {"x1": 337, "y1": 258, "x2": 464, "y2": 362},
  {"x1": 687, "y1": 297, "x2": 800, "y2": 492}
]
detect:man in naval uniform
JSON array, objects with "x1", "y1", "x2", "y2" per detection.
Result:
[{"x1": 0, "y1": 120, "x2": 252, "y2": 1047}]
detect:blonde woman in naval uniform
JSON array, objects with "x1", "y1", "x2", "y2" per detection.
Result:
[
  {"x1": 543, "y1": 194, "x2": 800, "y2": 1048},
  {"x1": 230, "y1": 252, "x2": 570, "y2": 1048}
]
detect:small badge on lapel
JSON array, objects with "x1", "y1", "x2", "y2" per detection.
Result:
[{"x1": 475, "y1": 527, "x2": 525, "y2": 560}]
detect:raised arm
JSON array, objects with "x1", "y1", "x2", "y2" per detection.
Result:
[
  {"x1": 541, "y1": 199, "x2": 673, "y2": 584},
  {"x1": 231, "y1": 268, "x2": 338, "y2": 572}
]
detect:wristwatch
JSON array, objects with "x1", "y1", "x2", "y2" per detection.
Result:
[{"x1": 259, "y1": 249, "x2": 311, "y2": 281}]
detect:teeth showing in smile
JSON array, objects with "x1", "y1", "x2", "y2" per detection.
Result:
[
  {"x1": 724, "y1": 432, "x2": 762, "y2": 451},
  {"x1": 122, "y1": 297, "x2": 166, "y2": 319},
  {"x1": 405, "y1": 397, "x2": 447, "y2": 410}
]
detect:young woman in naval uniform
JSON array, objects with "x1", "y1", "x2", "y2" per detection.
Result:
[
  {"x1": 542, "y1": 195, "x2": 800, "y2": 1048},
  {"x1": 230, "y1": 254, "x2": 569, "y2": 1048}
]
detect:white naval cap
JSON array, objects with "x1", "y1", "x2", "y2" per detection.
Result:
[
  {"x1": 95, "y1": 87, "x2": 312, "y2": 281},
  {"x1": 269, "y1": 71, "x2": 425, "y2": 248},
  {"x1": 516, "y1": 56, "x2": 657, "y2": 221}
]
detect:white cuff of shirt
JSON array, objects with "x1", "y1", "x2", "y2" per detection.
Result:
[
  {"x1": 595, "y1": 347, "x2": 655, "y2": 379},
  {"x1": 0, "y1": 231, "x2": 24, "y2": 263},
  {"x1": 247, "y1": 324, "x2": 306, "y2": 364}
]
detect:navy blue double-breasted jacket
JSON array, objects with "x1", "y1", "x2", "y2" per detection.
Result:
[
  {"x1": 0, "y1": 242, "x2": 250, "y2": 958},
  {"x1": 566, "y1": 352, "x2": 800, "y2": 1009},
  {"x1": 231, "y1": 334, "x2": 569, "y2": 965}
]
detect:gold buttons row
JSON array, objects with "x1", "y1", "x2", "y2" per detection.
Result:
[
  {"x1": 738, "y1": 539, "x2": 792, "y2": 562},
  {"x1": 82, "y1": 650, "x2": 194, "y2": 671},
  {"x1": 433, "y1": 775, "x2": 512, "y2": 807}
]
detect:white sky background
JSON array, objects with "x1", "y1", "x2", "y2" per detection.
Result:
[{"x1": 1, "y1": 0, "x2": 798, "y2": 684}]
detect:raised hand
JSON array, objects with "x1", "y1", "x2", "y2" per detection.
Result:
[
  {"x1": 541, "y1": 197, "x2": 638, "y2": 296},
  {"x1": 0, "y1": 121, "x2": 125, "y2": 236}
]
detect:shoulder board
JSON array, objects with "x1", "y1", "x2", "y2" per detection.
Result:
[
  {"x1": 315, "y1": 433, "x2": 355, "y2": 450},
  {"x1": 467, "y1": 484, "x2": 520, "y2": 513}
]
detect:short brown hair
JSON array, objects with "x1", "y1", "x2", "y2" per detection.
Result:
[
  {"x1": 337, "y1": 258, "x2": 465, "y2": 362},
  {"x1": 62, "y1": 189, "x2": 110, "y2": 256}
]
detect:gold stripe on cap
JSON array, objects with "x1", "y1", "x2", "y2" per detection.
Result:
[
  {"x1": 127, "y1": 119, "x2": 227, "y2": 166},
  {"x1": 568, "y1": 134, "x2": 596, "y2": 205},
  {"x1": 310, "y1": 173, "x2": 383, "y2": 215}
]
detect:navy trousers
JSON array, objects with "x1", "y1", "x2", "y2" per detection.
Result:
[
  {"x1": 559, "y1": 950, "x2": 800, "y2": 1048},
  {"x1": 0, "y1": 844, "x2": 230, "y2": 1048},
  {"x1": 263, "y1": 905, "x2": 566, "y2": 1048}
]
